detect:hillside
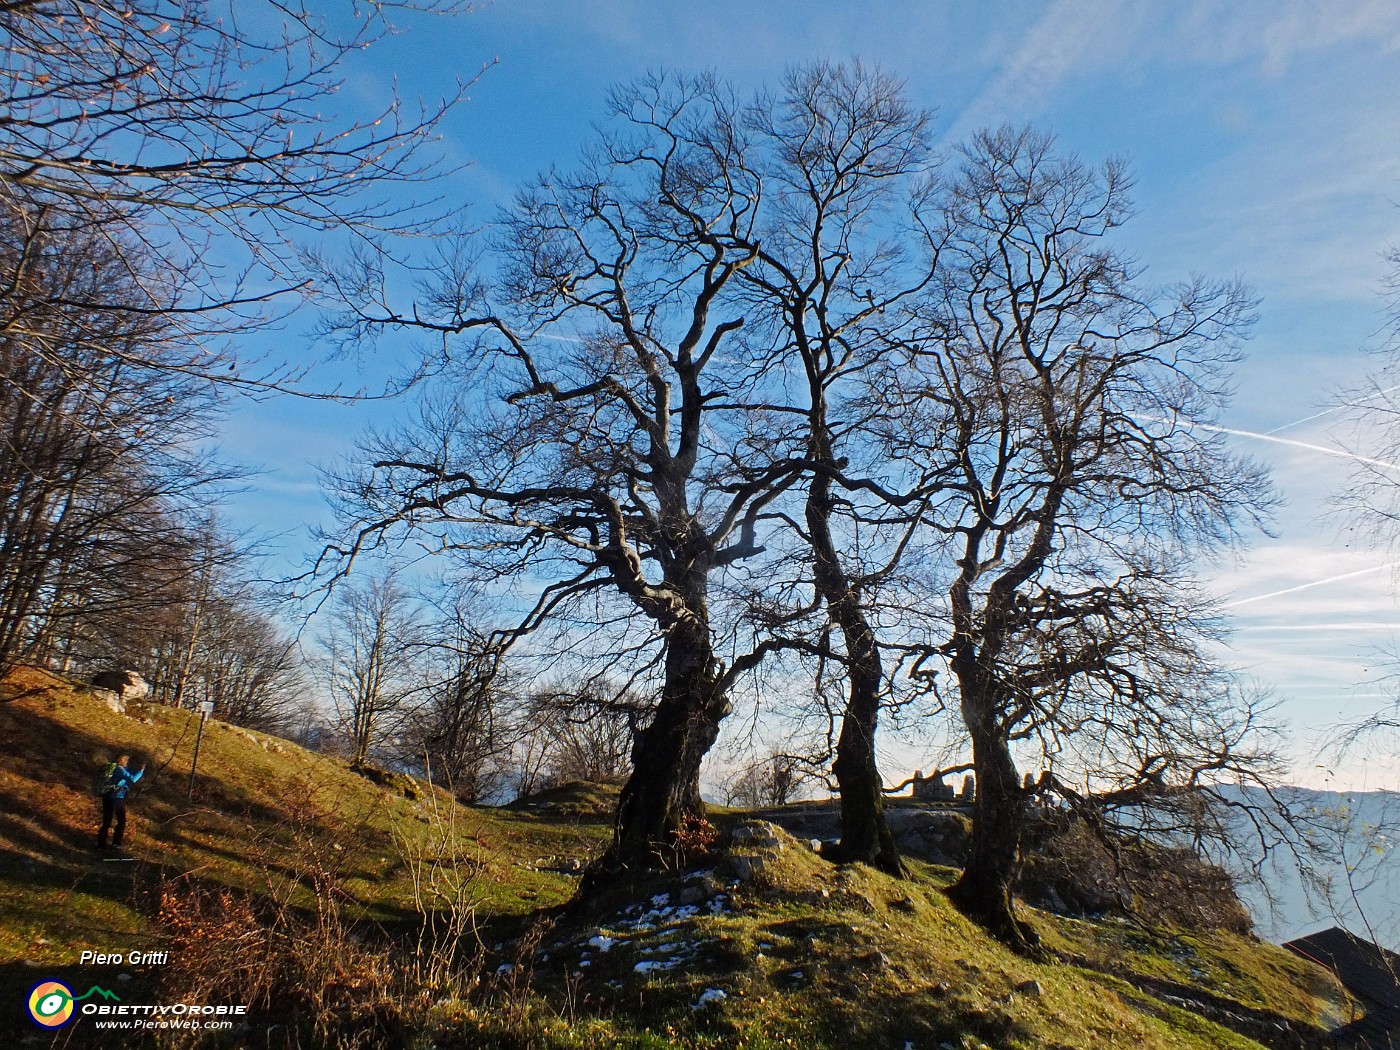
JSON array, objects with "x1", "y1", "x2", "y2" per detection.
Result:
[{"x1": 0, "y1": 667, "x2": 1366, "y2": 1048}]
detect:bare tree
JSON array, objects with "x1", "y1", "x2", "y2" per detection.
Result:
[
  {"x1": 893, "y1": 128, "x2": 1273, "y2": 951},
  {"x1": 400, "y1": 602, "x2": 511, "y2": 803},
  {"x1": 0, "y1": 203, "x2": 232, "y2": 678},
  {"x1": 187, "y1": 597, "x2": 307, "y2": 732},
  {"x1": 522, "y1": 680, "x2": 639, "y2": 788},
  {"x1": 1, "y1": 0, "x2": 474, "y2": 394},
  {"x1": 319, "y1": 570, "x2": 424, "y2": 767},
  {"x1": 143, "y1": 517, "x2": 235, "y2": 711},
  {"x1": 723, "y1": 752, "x2": 805, "y2": 809},
  {"x1": 321, "y1": 74, "x2": 804, "y2": 870},
  {"x1": 733, "y1": 61, "x2": 942, "y2": 874}
]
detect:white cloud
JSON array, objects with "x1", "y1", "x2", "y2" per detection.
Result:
[{"x1": 941, "y1": 0, "x2": 1150, "y2": 145}]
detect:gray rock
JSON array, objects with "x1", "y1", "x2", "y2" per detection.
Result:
[
  {"x1": 91, "y1": 669, "x2": 149, "y2": 702},
  {"x1": 732, "y1": 821, "x2": 784, "y2": 850},
  {"x1": 730, "y1": 854, "x2": 768, "y2": 880}
]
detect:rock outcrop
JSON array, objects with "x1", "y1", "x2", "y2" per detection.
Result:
[{"x1": 90, "y1": 669, "x2": 151, "y2": 702}]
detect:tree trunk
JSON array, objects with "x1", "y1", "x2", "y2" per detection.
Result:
[
  {"x1": 946, "y1": 686, "x2": 1040, "y2": 954},
  {"x1": 832, "y1": 696, "x2": 904, "y2": 875},
  {"x1": 806, "y1": 427, "x2": 903, "y2": 876},
  {"x1": 606, "y1": 616, "x2": 724, "y2": 871},
  {"x1": 828, "y1": 606, "x2": 903, "y2": 875}
]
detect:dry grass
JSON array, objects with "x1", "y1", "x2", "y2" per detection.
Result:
[{"x1": 0, "y1": 668, "x2": 1357, "y2": 1049}]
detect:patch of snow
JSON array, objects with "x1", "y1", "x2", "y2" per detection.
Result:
[
  {"x1": 587, "y1": 935, "x2": 616, "y2": 952},
  {"x1": 692, "y1": 988, "x2": 728, "y2": 1010},
  {"x1": 634, "y1": 959, "x2": 681, "y2": 973}
]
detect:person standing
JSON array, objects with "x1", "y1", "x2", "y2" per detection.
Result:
[{"x1": 97, "y1": 754, "x2": 145, "y2": 851}]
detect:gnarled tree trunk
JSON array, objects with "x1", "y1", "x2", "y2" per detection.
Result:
[
  {"x1": 946, "y1": 678, "x2": 1040, "y2": 954},
  {"x1": 611, "y1": 620, "x2": 725, "y2": 866},
  {"x1": 808, "y1": 431, "x2": 903, "y2": 877}
]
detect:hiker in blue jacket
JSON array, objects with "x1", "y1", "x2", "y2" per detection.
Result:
[{"x1": 97, "y1": 754, "x2": 145, "y2": 851}]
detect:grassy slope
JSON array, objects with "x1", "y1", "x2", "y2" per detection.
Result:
[
  {"x1": 471, "y1": 830, "x2": 1351, "y2": 1050},
  {"x1": 0, "y1": 667, "x2": 1355, "y2": 1049},
  {"x1": 0, "y1": 667, "x2": 607, "y2": 968}
]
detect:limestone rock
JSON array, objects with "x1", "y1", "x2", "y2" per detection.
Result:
[
  {"x1": 730, "y1": 854, "x2": 768, "y2": 880},
  {"x1": 90, "y1": 669, "x2": 150, "y2": 703},
  {"x1": 91, "y1": 687, "x2": 124, "y2": 715}
]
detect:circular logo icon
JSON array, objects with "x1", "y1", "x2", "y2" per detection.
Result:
[{"x1": 27, "y1": 980, "x2": 75, "y2": 1028}]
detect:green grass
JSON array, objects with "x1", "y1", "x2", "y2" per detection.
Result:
[
  {"x1": 0, "y1": 666, "x2": 608, "y2": 965},
  {"x1": 0, "y1": 667, "x2": 1358, "y2": 1048},
  {"x1": 422, "y1": 823, "x2": 1353, "y2": 1050}
]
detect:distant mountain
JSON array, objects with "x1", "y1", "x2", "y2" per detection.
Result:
[{"x1": 1221, "y1": 786, "x2": 1400, "y2": 952}]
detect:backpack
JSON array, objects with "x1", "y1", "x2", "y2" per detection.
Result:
[{"x1": 94, "y1": 762, "x2": 118, "y2": 796}]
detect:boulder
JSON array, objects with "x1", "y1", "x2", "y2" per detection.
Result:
[
  {"x1": 90, "y1": 687, "x2": 125, "y2": 715},
  {"x1": 90, "y1": 669, "x2": 150, "y2": 702},
  {"x1": 730, "y1": 854, "x2": 768, "y2": 880},
  {"x1": 731, "y1": 820, "x2": 784, "y2": 850}
]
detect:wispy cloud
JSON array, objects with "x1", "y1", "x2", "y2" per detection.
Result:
[{"x1": 942, "y1": 0, "x2": 1147, "y2": 144}]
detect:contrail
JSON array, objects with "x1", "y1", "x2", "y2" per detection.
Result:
[
  {"x1": 1261, "y1": 384, "x2": 1400, "y2": 435},
  {"x1": 1235, "y1": 623, "x2": 1400, "y2": 632},
  {"x1": 1263, "y1": 407, "x2": 1340, "y2": 435},
  {"x1": 1188, "y1": 421, "x2": 1400, "y2": 473},
  {"x1": 1222, "y1": 562, "x2": 1396, "y2": 609}
]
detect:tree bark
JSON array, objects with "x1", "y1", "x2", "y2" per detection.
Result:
[
  {"x1": 607, "y1": 611, "x2": 725, "y2": 870},
  {"x1": 807, "y1": 434, "x2": 904, "y2": 876},
  {"x1": 946, "y1": 681, "x2": 1041, "y2": 954},
  {"x1": 827, "y1": 589, "x2": 903, "y2": 875},
  {"x1": 831, "y1": 687, "x2": 904, "y2": 875}
]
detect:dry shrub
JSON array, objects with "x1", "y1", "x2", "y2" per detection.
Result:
[
  {"x1": 156, "y1": 877, "x2": 399, "y2": 1045},
  {"x1": 395, "y1": 776, "x2": 487, "y2": 999},
  {"x1": 670, "y1": 813, "x2": 719, "y2": 867},
  {"x1": 155, "y1": 789, "x2": 403, "y2": 1045},
  {"x1": 154, "y1": 781, "x2": 490, "y2": 1045},
  {"x1": 1019, "y1": 817, "x2": 1253, "y2": 932}
]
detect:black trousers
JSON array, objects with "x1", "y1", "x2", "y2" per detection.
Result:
[{"x1": 98, "y1": 795, "x2": 126, "y2": 848}]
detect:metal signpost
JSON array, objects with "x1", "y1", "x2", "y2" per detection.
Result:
[{"x1": 188, "y1": 700, "x2": 214, "y2": 798}]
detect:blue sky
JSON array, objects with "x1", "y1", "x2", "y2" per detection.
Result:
[{"x1": 226, "y1": 0, "x2": 1400, "y2": 788}]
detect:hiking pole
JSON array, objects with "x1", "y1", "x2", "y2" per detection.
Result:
[{"x1": 187, "y1": 700, "x2": 213, "y2": 799}]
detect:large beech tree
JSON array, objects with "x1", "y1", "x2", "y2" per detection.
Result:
[
  {"x1": 733, "y1": 63, "x2": 943, "y2": 874},
  {"x1": 896, "y1": 129, "x2": 1273, "y2": 951},
  {"x1": 323, "y1": 76, "x2": 804, "y2": 869}
]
